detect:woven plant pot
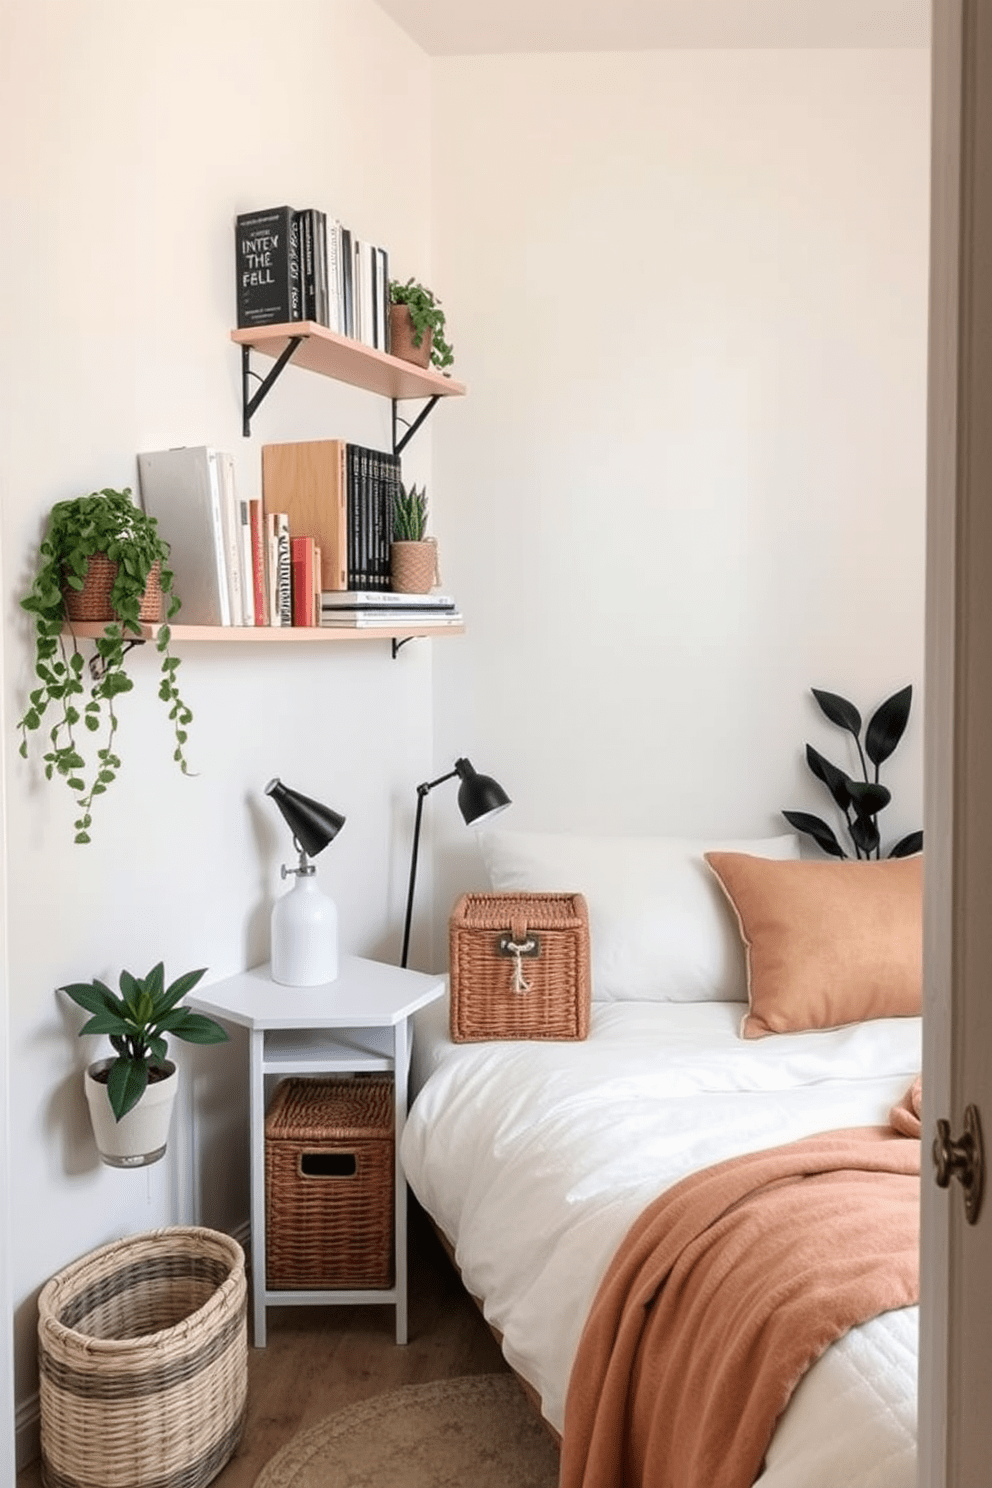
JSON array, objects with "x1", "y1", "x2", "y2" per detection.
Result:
[
  {"x1": 38, "y1": 1227, "x2": 247, "y2": 1488},
  {"x1": 391, "y1": 540, "x2": 438, "y2": 595},
  {"x1": 389, "y1": 304, "x2": 432, "y2": 368},
  {"x1": 63, "y1": 555, "x2": 163, "y2": 624}
]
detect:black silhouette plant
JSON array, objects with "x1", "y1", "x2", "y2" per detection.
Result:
[{"x1": 782, "y1": 686, "x2": 923, "y2": 861}]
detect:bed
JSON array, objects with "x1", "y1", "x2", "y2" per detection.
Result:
[{"x1": 399, "y1": 828, "x2": 923, "y2": 1488}]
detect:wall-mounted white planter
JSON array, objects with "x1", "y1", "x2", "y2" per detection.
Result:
[{"x1": 83, "y1": 1059, "x2": 177, "y2": 1168}]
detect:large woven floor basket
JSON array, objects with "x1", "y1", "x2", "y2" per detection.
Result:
[{"x1": 37, "y1": 1226, "x2": 247, "y2": 1488}]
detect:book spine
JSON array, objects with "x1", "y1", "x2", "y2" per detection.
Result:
[
  {"x1": 204, "y1": 451, "x2": 233, "y2": 625},
  {"x1": 214, "y1": 452, "x2": 243, "y2": 625},
  {"x1": 315, "y1": 211, "x2": 329, "y2": 326},
  {"x1": 276, "y1": 514, "x2": 292, "y2": 627},
  {"x1": 341, "y1": 227, "x2": 354, "y2": 338},
  {"x1": 377, "y1": 246, "x2": 389, "y2": 352},
  {"x1": 265, "y1": 512, "x2": 281, "y2": 625},
  {"x1": 235, "y1": 205, "x2": 295, "y2": 328},
  {"x1": 249, "y1": 498, "x2": 267, "y2": 625},
  {"x1": 238, "y1": 499, "x2": 255, "y2": 625},
  {"x1": 300, "y1": 210, "x2": 316, "y2": 324},
  {"x1": 326, "y1": 220, "x2": 343, "y2": 334},
  {"x1": 346, "y1": 444, "x2": 359, "y2": 590},
  {"x1": 291, "y1": 536, "x2": 316, "y2": 627},
  {"x1": 288, "y1": 212, "x2": 303, "y2": 321}
]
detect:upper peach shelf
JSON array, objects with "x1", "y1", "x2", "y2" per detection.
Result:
[{"x1": 232, "y1": 320, "x2": 467, "y2": 411}]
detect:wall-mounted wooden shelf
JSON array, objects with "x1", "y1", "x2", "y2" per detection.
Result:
[
  {"x1": 232, "y1": 321, "x2": 466, "y2": 446},
  {"x1": 66, "y1": 621, "x2": 464, "y2": 646}
]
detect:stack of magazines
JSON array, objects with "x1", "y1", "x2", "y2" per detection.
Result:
[{"x1": 320, "y1": 590, "x2": 463, "y2": 628}]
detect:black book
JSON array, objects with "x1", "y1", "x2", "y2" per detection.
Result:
[
  {"x1": 234, "y1": 206, "x2": 299, "y2": 329},
  {"x1": 346, "y1": 443, "x2": 361, "y2": 591},
  {"x1": 341, "y1": 227, "x2": 354, "y2": 339},
  {"x1": 314, "y1": 210, "x2": 329, "y2": 327},
  {"x1": 298, "y1": 210, "x2": 316, "y2": 323}
]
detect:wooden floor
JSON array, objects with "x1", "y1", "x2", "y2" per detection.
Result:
[{"x1": 17, "y1": 1203, "x2": 511, "y2": 1488}]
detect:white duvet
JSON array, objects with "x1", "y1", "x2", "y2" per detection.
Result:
[{"x1": 401, "y1": 997, "x2": 921, "y2": 1487}]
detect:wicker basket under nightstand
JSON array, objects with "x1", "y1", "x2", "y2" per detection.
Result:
[{"x1": 265, "y1": 1074, "x2": 394, "y2": 1290}]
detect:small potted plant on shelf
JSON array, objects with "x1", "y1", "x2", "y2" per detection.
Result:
[
  {"x1": 60, "y1": 962, "x2": 228, "y2": 1168},
  {"x1": 388, "y1": 277, "x2": 455, "y2": 372},
  {"x1": 391, "y1": 482, "x2": 439, "y2": 594},
  {"x1": 17, "y1": 487, "x2": 194, "y2": 844}
]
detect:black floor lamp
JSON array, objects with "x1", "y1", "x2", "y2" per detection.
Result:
[{"x1": 401, "y1": 756, "x2": 510, "y2": 968}]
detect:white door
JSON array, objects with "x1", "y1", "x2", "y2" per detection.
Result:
[{"x1": 920, "y1": 2, "x2": 992, "y2": 1483}]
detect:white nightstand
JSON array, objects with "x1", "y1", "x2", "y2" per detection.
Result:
[{"x1": 187, "y1": 955, "x2": 445, "y2": 1347}]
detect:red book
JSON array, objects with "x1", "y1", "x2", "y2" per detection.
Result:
[
  {"x1": 249, "y1": 498, "x2": 267, "y2": 625},
  {"x1": 291, "y1": 536, "x2": 317, "y2": 627}
]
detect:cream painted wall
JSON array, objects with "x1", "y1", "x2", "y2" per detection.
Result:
[
  {"x1": 0, "y1": 0, "x2": 438, "y2": 1444},
  {"x1": 428, "y1": 49, "x2": 931, "y2": 939}
]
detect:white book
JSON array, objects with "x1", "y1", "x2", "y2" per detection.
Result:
[
  {"x1": 325, "y1": 218, "x2": 343, "y2": 334},
  {"x1": 215, "y1": 452, "x2": 246, "y2": 625},
  {"x1": 136, "y1": 446, "x2": 231, "y2": 626},
  {"x1": 320, "y1": 590, "x2": 456, "y2": 609},
  {"x1": 274, "y1": 513, "x2": 292, "y2": 627},
  {"x1": 321, "y1": 610, "x2": 463, "y2": 629},
  {"x1": 265, "y1": 512, "x2": 283, "y2": 626}
]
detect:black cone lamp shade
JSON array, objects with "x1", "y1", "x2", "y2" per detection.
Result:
[
  {"x1": 401, "y1": 756, "x2": 511, "y2": 968},
  {"x1": 265, "y1": 779, "x2": 346, "y2": 987},
  {"x1": 265, "y1": 778, "x2": 345, "y2": 857}
]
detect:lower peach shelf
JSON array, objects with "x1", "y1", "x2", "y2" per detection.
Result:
[{"x1": 64, "y1": 622, "x2": 464, "y2": 644}]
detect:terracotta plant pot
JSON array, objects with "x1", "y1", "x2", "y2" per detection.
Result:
[
  {"x1": 391, "y1": 540, "x2": 439, "y2": 595},
  {"x1": 63, "y1": 555, "x2": 164, "y2": 624},
  {"x1": 389, "y1": 304, "x2": 433, "y2": 368},
  {"x1": 84, "y1": 1058, "x2": 177, "y2": 1168}
]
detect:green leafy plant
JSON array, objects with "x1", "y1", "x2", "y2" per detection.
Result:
[
  {"x1": 783, "y1": 685, "x2": 923, "y2": 860},
  {"x1": 17, "y1": 488, "x2": 194, "y2": 844},
  {"x1": 61, "y1": 963, "x2": 228, "y2": 1121},
  {"x1": 393, "y1": 482, "x2": 429, "y2": 541},
  {"x1": 389, "y1": 277, "x2": 454, "y2": 371}
]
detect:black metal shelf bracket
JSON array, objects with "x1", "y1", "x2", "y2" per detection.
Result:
[
  {"x1": 241, "y1": 338, "x2": 304, "y2": 437},
  {"x1": 392, "y1": 395, "x2": 441, "y2": 457},
  {"x1": 391, "y1": 637, "x2": 417, "y2": 659}
]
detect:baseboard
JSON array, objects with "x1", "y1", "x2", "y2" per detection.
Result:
[
  {"x1": 14, "y1": 1216, "x2": 251, "y2": 1475},
  {"x1": 16, "y1": 1390, "x2": 40, "y2": 1474}
]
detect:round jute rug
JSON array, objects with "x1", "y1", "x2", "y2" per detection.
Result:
[{"x1": 253, "y1": 1373, "x2": 560, "y2": 1488}]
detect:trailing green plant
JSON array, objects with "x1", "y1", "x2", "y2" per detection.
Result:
[
  {"x1": 60, "y1": 963, "x2": 227, "y2": 1121},
  {"x1": 17, "y1": 488, "x2": 194, "y2": 844},
  {"x1": 393, "y1": 482, "x2": 429, "y2": 541},
  {"x1": 782, "y1": 685, "x2": 923, "y2": 860},
  {"x1": 389, "y1": 277, "x2": 455, "y2": 371}
]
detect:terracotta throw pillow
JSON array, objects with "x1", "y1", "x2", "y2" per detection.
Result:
[{"x1": 703, "y1": 852, "x2": 923, "y2": 1039}]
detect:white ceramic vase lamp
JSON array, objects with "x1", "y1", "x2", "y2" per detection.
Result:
[{"x1": 265, "y1": 778, "x2": 346, "y2": 986}]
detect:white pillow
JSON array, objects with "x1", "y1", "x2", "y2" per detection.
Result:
[{"x1": 476, "y1": 830, "x2": 800, "y2": 1003}]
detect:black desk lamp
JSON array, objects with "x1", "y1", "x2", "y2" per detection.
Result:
[
  {"x1": 401, "y1": 757, "x2": 510, "y2": 968},
  {"x1": 265, "y1": 778, "x2": 346, "y2": 986}
]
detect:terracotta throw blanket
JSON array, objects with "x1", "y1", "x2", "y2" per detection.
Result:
[{"x1": 560, "y1": 1089, "x2": 921, "y2": 1488}]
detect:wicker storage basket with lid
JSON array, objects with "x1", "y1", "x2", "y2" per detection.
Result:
[
  {"x1": 265, "y1": 1075, "x2": 394, "y2": 1290},
  {"x1": 449, "y1": 891, "x2": 591, "y2": 1042},
  {"x1": 37, "y1": 1226, "x2": 247, "y2": 1488}
]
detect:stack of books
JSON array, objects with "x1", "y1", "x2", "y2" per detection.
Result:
[
  {"x1": 235, "y1": 204, "x2": 390, "y2": 351},
  {"x1": 320, "y1": 592, "x2": 463, "y2": 629}
]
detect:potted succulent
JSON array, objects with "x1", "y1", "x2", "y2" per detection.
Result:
[
  {"x1": 391, "y1": 482, "x2": 439, "y2": 594},
  {"x1": 60, "y1": 962, "x2": 228, "y2": 1168},
  {"x1": 388, "y1": 277, "x2": 455, "y2": 372},
  {"x1": 17, "y1": 487, "x2": 194, "y2": 844}
]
